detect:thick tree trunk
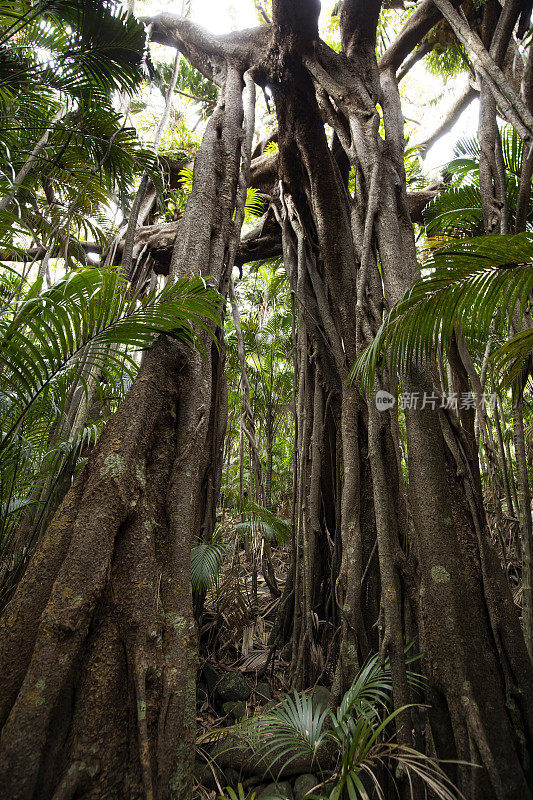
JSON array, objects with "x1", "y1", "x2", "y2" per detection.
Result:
[
  {"x1": 271, "y1": 0, "x2": 533, "y2": 794},
  {"x1": 514, "y1": 395, "x2": 533, "y2": 657},
  {"x1": 0, "y1": 338, "x2": 198, "y2": 800},
  {"x1": 378, "y1": 42, "x2": 533, "y2": 800},
  {"x1": 0, "y1": 51, "x2": 249, "y2": 800}
]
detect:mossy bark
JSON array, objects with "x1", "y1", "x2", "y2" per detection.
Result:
[
  {"x1": 0, "y1": 338, "x2": 199, "y2": 800},
  {"x1": 0, "y1": 56, "x2": 248, "y2": 800}
]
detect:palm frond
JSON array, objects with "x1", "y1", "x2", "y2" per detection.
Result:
[
  {"x1": 191, "y1": 541, "x2": 227, "y2": 593},
  {"x1": 0, "y1": 269, "x2": 221, "y2": 455},
  {"x1": 235, "y1": 501, "x2": 290, "y2": 546},
  {"x1": 11, "y1": 0, "x2": 149, "y2": 97},
  {"x1": 500, "y1": 126, "x2": 523, "y2": 178},
  {"x1": 225, "y1": 652, "x2": 459, "y2": 800},
  {"x1": 491, "y1": 329, "x2": 533, "y2": 392},
  {"x1": 423, "y1": 185, "x2": 483, "y2": 237},
  {"x1": 249, "y1": 691, "x2": 329, "y2": 777},
  {"x1": 244, "y1": 187, "x2": 264, "y2": 221},
  {"x1": 352, "y1": 233, "x2": 533, "y2": 394}
]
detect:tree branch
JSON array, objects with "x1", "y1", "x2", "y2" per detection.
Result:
[
  {"x1": 340, "y1": 0, "x2": 382, "y2": 58},
  {"x1": 143, "y1": 14, "x2": 269, "y2": 84},
  {"x1": 432, "y1": 0, "x2": 533, "y2": 142},
  {"x1": 417, "y1": 81, "x2": 478, "y2": 157},
  {"x1": 379, "y1": 0, "x2": 463, "y2": 72},
  {"x1": 397, "y1": 39, "x2": 432, "y2": 82},
  {"x1": 0, "y1": 104, "x2": 67, "y2": 211}
]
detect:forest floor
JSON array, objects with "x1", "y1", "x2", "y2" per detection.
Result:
[
  {"x1": 191, "y1": 510, "x2": 526, "y2": 799},
  {"x1": 194, "y1": 531, "x2": 294, "y2": 798}
]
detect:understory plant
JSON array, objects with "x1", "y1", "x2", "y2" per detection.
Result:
[
  {"x1": 191, "y1": 502, "x2": 290, "y2": 596},
  {"x1": 215, "y1": 654, "x2": 463, "y2": 800},
  {"x1": 0, "y1": 267, "x2": 220, "y2": 608}
]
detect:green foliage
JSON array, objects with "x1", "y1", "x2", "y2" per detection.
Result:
[
  {"x1": 425, "y1": 185, "x2": 484, "y2": 237},
  {"x1": 0, "y1": 268, "x2": 220, "y2": 452},
  {"x1": 244, "y1": 187, "x2": 265, "y2": 222},
  {"x1": 158, "y1": 119, "x2": 200, "y2": 160},
  {"x1": 222, "y1": 263, "x2": 294, "y2": 510},
  {"x1": 352, "y1": 233, "x2": 533, "y2": 395},
  {"x1": 196, "y1": 502, "x2": 289, "y2": 609},
  {"x1": 425, "y1": 42, "x2": 467, "y2": 79},
  {"x1": 156, "y1": 57, "x2": 218, "y2": 119},
  {"x1": 0, "y1": 0, "x2": 148, "y2": 99},
  {"x1": 234, "y1": 500, "x2": 290, "y2": 547},
  {"x1": 164, "y1": 166, "x2": 194, "y2": 219},
  {"x1": 405, "y1": 144, "x2": 428, "y2": 190},
  {"x1": 424, "y1": 1, "x2": 483, "y2": 78},
  {"x1": 219, "y1": 785, "x2": 254, "y2": 800},
  {"x1": 424, "y1": 127, "x2": 531, "y2": 239},
  {"x1": 192, "y1": 505, "x2": 290, "y2": 596},
  {"x1": 191, "y1": 540, "x2": 228, "y2": 594},
  {"x1": 0, "y1": 268, "x2": 221, "y2": 607},
  {"x1": 228, "y1": 654, "x2": 459, "y2": 800},
  {"x1": 0, "y1": 0, "x2": 154, "y2": 260},
  {"x1": 0, "y1": 209, "x2": 33, "y2": 254},
  {"x1": 0, "y1": 0, "x2": 166, "y2": 606},
  {"x1": 257, "y1": 691, "x2": 329, "y2": 775}
]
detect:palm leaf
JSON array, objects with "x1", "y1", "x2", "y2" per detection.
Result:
[
  {"x1": 191, "y1": 541, "x2": 227, "y2": 593},
  {"x1": 249, "y1": 691, "x2": 329, "y2": 777},
  {"x1": 0, "y1": 269, "x2": 221, "y2": 454},
  {"x1": 423, "y1": 185, "x2": 484, "y2": 237},
  {"x1": 1, "y1": 0, "x2": 148, "y2": 97},
  {"x1": 235, "y1": 501, "x2": 290, "y2": 546},
  {"x1": 244, "y1": 187, "x2": 264, "y2": 221},
  {"x1": 352, "y1": 233, "x2": 533, "y2": 394}
]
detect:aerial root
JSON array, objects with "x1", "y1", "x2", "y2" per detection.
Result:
[{"x1": 133, "y1": 649, "x2": 155, "y2": 800}]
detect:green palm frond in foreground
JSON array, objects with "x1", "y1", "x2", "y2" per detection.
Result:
[
  {"x1": 191, "y1": 540, "x2": 228, "y2": 593},
  {"x1": 0, "y1": 268, "x2": 221, "y2": 455},
  {"x1": 0, "y1": 267, "x2": 221, "y2": 608},
  {"x1": 352, "y1": 234, "x2": 533, "y2": 394},
  {"x1": 219, "y1": 653, "x2": 462, "y2": 800}
]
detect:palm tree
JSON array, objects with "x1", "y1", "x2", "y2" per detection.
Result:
[
  {"x1": 0, "y1": 0, "x2": 154, "y2": 265},
  {"x1": 216, "y1": 653, "x2": 460, "y2": 800},
  {"x1": 0, "y1": 0, "x2": 181, "y2": 606}
]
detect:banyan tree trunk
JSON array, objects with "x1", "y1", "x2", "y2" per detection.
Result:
[
  {"x1": 0, "y1": 338, "x2": 198, "y2": 800},
  {"x1": 0, "y1": 59, "x2": 251, "y2": 800},
  {"x1": 350, "y1": 5, "x2": 533, "y2": 797},
  {"x1": 272, "y1": 0, "x2": 533, "y2": 795}
]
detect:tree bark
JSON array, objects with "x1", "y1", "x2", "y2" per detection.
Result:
[
  {"x1": 0, "y1": 337, "x2": 199, "y2": 800},
  {"x1": 0, "y1": 32, "x2": 250, "y2": 798}
]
